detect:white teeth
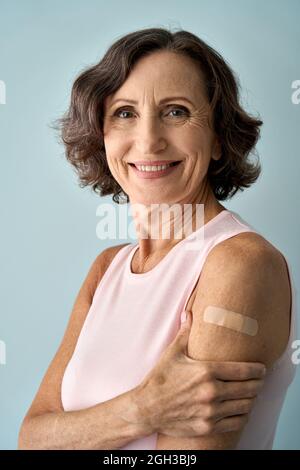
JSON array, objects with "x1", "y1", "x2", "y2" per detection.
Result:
[{"x1": 135, "y1": 164, "x2": 171, "y2": 172}]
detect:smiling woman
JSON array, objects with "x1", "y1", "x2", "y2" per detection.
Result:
[
  {"x1": 53, "y1": 28, "x2": 263, "y2": 206},
  {"x1": 18, "y1": 27, "x2": 296, "y2": 451}
]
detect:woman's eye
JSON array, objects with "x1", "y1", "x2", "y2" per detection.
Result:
[
  {"x1": 166, "y1": 107, "x2": 189, "y2": 118},
  {"x1": 113, "y1": 106, "x2": 189, "y2": 119},
  {"x1": 114, "y1": 109, "x2": 134, "y2": 119}
]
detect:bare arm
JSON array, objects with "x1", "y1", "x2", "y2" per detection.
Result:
[
  {"x1": 18, "y1": 387, "x2": 152, "y2": 450},
  {"x1": 156, "y1": 233, "x2": 291, "y2": 450},
  {"x1": 18, "y1": 243, "x2": 153, "y2": 450}
]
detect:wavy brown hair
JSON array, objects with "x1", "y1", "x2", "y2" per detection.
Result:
[{"x1": 53, "y1": 27, "x2": 263, "y2": 204}]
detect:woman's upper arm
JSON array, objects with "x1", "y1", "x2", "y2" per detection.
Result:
[
  {"x1": 156, "y1": 233, "x2": 291, "y2": 450},
  {"x1": 21, "y1": 244, "x2": 130, "y2": 423}
]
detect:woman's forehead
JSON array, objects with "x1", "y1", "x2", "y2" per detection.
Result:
[{"x1": 105, "y1": 55, "x2": 207, "y2": 109}]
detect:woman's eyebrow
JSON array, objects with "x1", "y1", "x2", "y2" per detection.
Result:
[{"x1": 109, "y1": 96, "x2": 195, "y2": 107}]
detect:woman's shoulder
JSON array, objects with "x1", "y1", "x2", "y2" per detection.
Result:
[
  {"x1": 204, "y1": 232, "x2": 290, "y2": 303},
  {"x1": 98, "y1": 243, "x2": 131, "y2": 275},
  {"x1": 209, "y1": 230, "x2": 287, "y2": 268},
  {"x1": 190, "y1": 231, "x2": 291, "y2": 368},
  {"x1": 100, "y1": 243, "x2": 131, "y2": 264},
  {"x1": 88, "y1": 243, "x2": 131, "y2": 294}
]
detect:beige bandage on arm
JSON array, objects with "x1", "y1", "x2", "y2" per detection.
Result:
[{"x1": 203, "y1": 306, "x2": 258, "y2": 336}]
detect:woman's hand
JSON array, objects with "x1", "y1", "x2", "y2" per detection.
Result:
[{"x1": 136, "y1": 311, "x2": 266, "y2": 438}]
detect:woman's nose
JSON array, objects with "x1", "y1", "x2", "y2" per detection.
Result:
[{"x1": 134, "y1": 114, "x2": 166, "y2": 155}]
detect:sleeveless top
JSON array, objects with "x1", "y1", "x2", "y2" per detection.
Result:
[{"x1": 61, "y1": 209, "x2": 297, "y2": 450}]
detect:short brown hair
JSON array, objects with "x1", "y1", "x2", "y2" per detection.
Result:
[{"x1": 53, "y1": 27, "x2": 263, "y2": 204}]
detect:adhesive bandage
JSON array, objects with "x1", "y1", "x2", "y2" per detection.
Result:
[{"x1": 203, "y1": 306, "x2": 258, "y2": 336}]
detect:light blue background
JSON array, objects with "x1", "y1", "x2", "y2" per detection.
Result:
[{"x1": 0, "y1": 0, "x2": 299, "y2": 450}]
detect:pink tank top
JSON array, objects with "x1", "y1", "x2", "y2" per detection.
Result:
[{"x1": 61, "y1": 209, "x2": 297, "y2": 450}]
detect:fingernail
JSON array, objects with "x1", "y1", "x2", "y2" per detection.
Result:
[{"x1": 180, "y1": 311, "x2": 187, "y2": 323}]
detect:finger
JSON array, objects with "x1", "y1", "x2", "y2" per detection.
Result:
[
  {"x1": 180, "y1": 310, "x2": 192, "y2": 328},
  {"x1": 213, "y1": 398, "x2": 254, "y2": 421},
  {"x1": 217, "y1": 378, "x2": 264, "y2": 401},
  {"x1": 173, "y1": 311, "x2": 193, "y2": 350},
  {"x1": 213, "y1": 414, "x2": 249, "y2": 434},
  {"x1": 206, "y1": 361, "x2": 266, "y2": 381}
]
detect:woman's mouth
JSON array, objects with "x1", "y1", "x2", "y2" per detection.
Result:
[{"x1": 128, "y1": 161, "x2": 182, "y2": 179}]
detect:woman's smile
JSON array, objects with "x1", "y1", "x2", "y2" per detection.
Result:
[{"x1": 128, "y1": 160, "x2": 182, "y2": 179}]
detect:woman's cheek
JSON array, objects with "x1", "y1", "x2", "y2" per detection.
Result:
[
  {"x1": 107, "y1": 148, "x2": 130, "y2": 181},
  {"x1": 105, "y1": 135, "x2": 125, "y2": 160}
]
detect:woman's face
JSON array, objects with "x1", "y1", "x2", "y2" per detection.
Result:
[{"x1": 103, "y1": 50, "x2": 221, "y2": 205}]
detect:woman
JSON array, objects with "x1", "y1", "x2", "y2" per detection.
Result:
[{"x1": 18, "y1": 28, "x2": 296, "y2": 450}]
